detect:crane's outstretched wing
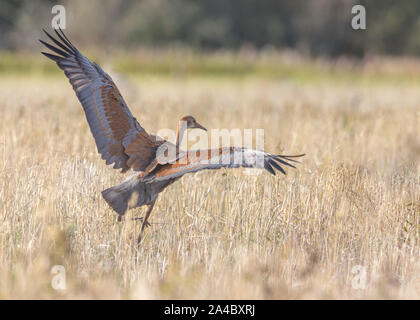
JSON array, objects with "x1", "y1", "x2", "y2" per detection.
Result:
[
  {"x1": 142, "y1": 147, "x2": 304, "y2": 183},
  {"x1": 40, "y1": 28, "x2": 163, "y2": 173}
]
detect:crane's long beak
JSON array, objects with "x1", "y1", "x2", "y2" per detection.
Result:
[{"x1": 194, "y1": 122, "x2": 207, "y2": 131}]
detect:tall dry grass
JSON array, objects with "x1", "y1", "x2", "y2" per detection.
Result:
[{"x1": 0, "y1": 72, "x2": 419, "y2": 299}]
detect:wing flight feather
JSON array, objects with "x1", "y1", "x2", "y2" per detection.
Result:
[
  {"x1": 142, "y1": 147, "x2": 304, "y2": 182},
  {"x1": 40, "y1": 28, "x2": 162, "y2": 173}
]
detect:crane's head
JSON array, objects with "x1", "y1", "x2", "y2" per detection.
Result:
[{"x1": 180, "y1": 115, "x2": 207, "y2": 131}]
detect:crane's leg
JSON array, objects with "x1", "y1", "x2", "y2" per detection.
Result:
[{"x1": 137, "y1": 199, "x2": 156, "y2": 244}]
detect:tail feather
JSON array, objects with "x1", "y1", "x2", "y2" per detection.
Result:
[
  {"x1": 101, "y1": 175, "x2": 143, "y2": 216},
  {"x1": 102, "y1": 186, "x2": 128, "y2": 215}
]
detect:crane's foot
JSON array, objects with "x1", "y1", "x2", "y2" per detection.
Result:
[
  {"x1": 132, "y1": 216, "x2": 151, "y2": 228},
  {"x1": 117, "y1": 215, "x2": 123, "y2": 222},
  {"x1": 136, "y1": 218, "x2": 152, "y2": 244}
]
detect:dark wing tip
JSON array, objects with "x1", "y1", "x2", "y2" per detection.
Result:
[
  {"x1": 42, "y1": 27, "x2": 74, "y2": 54},
  {"x1": 264, "y1": 161, "x2": 276, "y2": 175},
  {"x1": 269, "y1": 159, "x2": 286, "y2": 175},
  {"x1": 265, "y1": 152, "x2": 306, "y2": 175},
  {"x1": 55, "y1": 27, "x2": 75, "y2": 50},
  {"x1": 272, "y1": 156, "x2": 297, "y2": 169},
  {"x1": 278, "y1": 153, "x2": 306, "y2": 159},
  {"x1": 39, "y1": 39, "x2": 69, "y2": 58},
  {"x1": 41, "y1": 51, "x2": 62, "y2": 62},
  {"x1": 284, "y1": 153, "x2": 305, "y2": 157}
]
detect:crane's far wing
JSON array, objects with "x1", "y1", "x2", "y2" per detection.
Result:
[
  {"x1": 142, "y1": 147, "x2": 304, "y2": 182},
  {"x1": 40, "y1": 28, "x2": 160, "y2": 173}
]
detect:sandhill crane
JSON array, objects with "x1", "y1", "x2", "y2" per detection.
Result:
[{"x1": 40, "y1": 29, "x2": 305, "y2": 243}]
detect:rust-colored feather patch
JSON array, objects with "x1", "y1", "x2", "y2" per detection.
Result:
[
  {"x1": 101, "y1": 84, "x2": 131, "y2": 141},
  {"x1": 125, "y1": 132, "x2": 164, "y2": 172},
  {"x1": 151, "y1": 148, "x2": 223, "y2": 179}
]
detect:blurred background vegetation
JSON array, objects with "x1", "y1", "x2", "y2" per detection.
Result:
[{"x1": 2, "y1": 0, "x2": 420, "y2": 80}]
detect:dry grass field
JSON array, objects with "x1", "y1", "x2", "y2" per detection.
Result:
[{"x1": 0, "y1": 57, "x2": 419, "y2": 298}]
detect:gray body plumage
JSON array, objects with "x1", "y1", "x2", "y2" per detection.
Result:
[{"x1": 101, "y1": 175, "x2": 176, "y2": 215}]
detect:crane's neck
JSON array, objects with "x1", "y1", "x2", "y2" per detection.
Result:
[{"x1": 175, "y1": 120, "x2": 187, "y2": 149}]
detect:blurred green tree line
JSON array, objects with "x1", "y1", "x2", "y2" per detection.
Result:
[{"x1": 1, "y1": 0, "x2": 420, "y2": 57}]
